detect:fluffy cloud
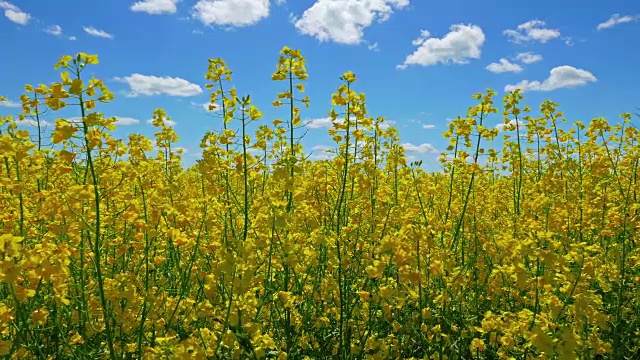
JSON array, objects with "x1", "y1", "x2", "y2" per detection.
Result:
[
  {"x1": 398, "y1": 24, "x2": 485, "y2": 69},
  {"x1": 303, "y1": 116, "x2": 382, "y2": 129},
  {"x1": 422, "y1": 124, "x2": 435, "y2": 129},
  {"x1": 293, "y1": 0, "x2": 409, "y2": 44},
  {"x1": 190, "y1": 101, "x2": 220, "y2": 112},
  {"x1": 597, "y1": 14, "x2": 640, "y2": 30},
  {"x1": 146, "y1": 118, "x2": 177, "y2": 127},
  {"x1": 83, "y1": 26, "x2": 114, "y2": 39},
  {"x1": 67, "y1": 116, "x2": 139, "y2": 126},
  {"x1": 440, "y1": 152, "x2": 473, "y2": 163},
  {"x1": 16, "y1": 119, "x2": 50, "y2": 127},
  {"x1": 515, "y1": 52, "x2": 543, "y2": 64},
  {"x1": 495, "y1": 119, "x2": 526, "y2": 131},
  {"x1": 505, "y1": 65, "x2": 596, "y2": 92},
  {"x1": 379, "y1": 119, "x2": 396, "y2": 129},
  {"x1": 486, "y1": 58, "x2": 523, "y2": 73},
  {"x1": 44, "y1": 25, "x2": 63, "y2": 36},
  {"x1": 131, "y1": 0, "x2": 181, "y2": 14},
  {"x1": 304, "y1": 117, "x2": 334, "y2": 129},
  {"x1": 115, "y1": 74, "x2": 203, "y2": 97},
  {"x1": 312, "y1": 145, "x2": 332, "y2": 151},
  {"x1": 309, "y1": 144, "x2": 335, "y2": 160},
  {"x1": 0, "y1": 99, "x2": 20, "y2": 108},
  {"x1": 44, "y1": 25, "x2": 75, "y2": 40},
  {"x1": 0, "y1": 1, "x2": 30, "y2": 25},
  {"x1": 402, "y1": 143, "x2": 438, "y2": 154},
  {"x1": 113, "y1": 117, "x2": 141, "y2": 125},
  {"x1": 504, "y1": 20, "x2": 560, "y2": 44},
  {"x1": 192, "y1": 0, "x2": 269, "y2": 27}
]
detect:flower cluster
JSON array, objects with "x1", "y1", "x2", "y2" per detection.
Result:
[{"x1": 0, "y1": 48, "x2": 638, "y2": 359}]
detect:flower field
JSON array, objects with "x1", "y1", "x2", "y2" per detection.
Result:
[{"x1": 0, "y1": 48, "x2": 639, "y2": 359}]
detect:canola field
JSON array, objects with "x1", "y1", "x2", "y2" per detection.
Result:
[{"x1": 0, "y1": 48, "x2": 639, "y2": 359}]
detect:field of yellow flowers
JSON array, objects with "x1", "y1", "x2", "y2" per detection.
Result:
[{"x1": 0, "y1": 47, "x2": 639, "y2": 360}]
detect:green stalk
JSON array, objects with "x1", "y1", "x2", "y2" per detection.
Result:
[
  {"x1": 451, "y1": 108, "x2": 486, "y2": 253},
  {"x1": 241, "y1": 104, "x2": 249, "y2": 242},
  {"x1": 74, "y1": 64, "x2": 116, "y2": 359},
  {"x1": 136, "y1": 176, "x2": 152, "y2": 358},
  {"x1": 440, "y1": 132, "x2": 460, "y2": 248},
  {"x1": 287, "y1": 58, "x2": 295, "y2": 212},
  {"x1": 334, "y1": 82, "x2": 352, "y2": 359},
  {"x1": 218, "y1": 78, "x2": 236, "y2": 244},
  {"x1": 514, "y1": 114, "x2": 523, "y2": 217},
  {"x1": 411, "y1": 167, "x2": 427, "y2": 325}
]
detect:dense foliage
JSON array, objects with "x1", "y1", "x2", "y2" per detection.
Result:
[{"x1": 0, "y1": 48, "x2": 638, "y2": 359}]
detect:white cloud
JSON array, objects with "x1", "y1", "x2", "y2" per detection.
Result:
[
  {"x1": 563, "y1": 36, "x2": 575, "y2": 46},
  {"x1": 440, "y1": 152, "x2": 472, "y2": 163},
  {"x1": 309, "y1": 153, "x2": 333, "y2": 161},
  {"x1": 495, "y1": 119, "x2": 525, "y2": 131},
  {"x1": 304, "y1": 116, "x2": 387, "y2": 129},
  {"x1": 114, "y1": 117, "x2": 141, "y2": 125},
  {"x1": 486, "y1": 58, "x2": 523, "y2": 73},
  {"x1": 0, "y1": 1, "x2": 30, "y2": 25},
  {"x1": 0, "y1": 99, "x2": 20, "y2": 108},
  {"x1": 505, "y1": 65, "x2": 596, "y2": 92},
  {"x1": 309, "y1": 153, "x2": 334, "y2": 161},
  {"x1": 515, "y1": 51, "x2": 542, "y2": 64},
  {"x1": 379, "y1": 119, "x2": 396, "y2": 129},
  {"x1": 304, "y1": 117, "x2": 334, "y2": 129},
  {"x1": 309, "y1": 145, "x2": 334, "y2": 160},
  {"x1": 83, "y1": 26, "x2": 114, "y2": 39},
  {"x1": 367, "y1": 42, "x2": 380, "y2": 52},
  {"x1": 44, "y1": 25, "x2": 63, "y2": 36},
  {"x1": 597, "y1": 14, "x2": 640, "y2": 30},
  {"x1": 131, "y1": 0, "x2": 181, "y2": 14},
  {"x1": 69, "y1": 36, "x2": 77, "y2": 41},
  {"x1": 293, "y1": 0, "x2": 409, "y2": 45},
  {"x1": 69, "y1": 116, "x2": 141, "y2": 126},
  {"x1": 398, "y1": 24, "x2": 485, "y2": 69},
  {"x1": 504, "y1": 20, "x2": 560, "y2": 43},
  {"x1": 312, "y1": 144, "x2": 332, "y2": 151},
  {"x1": 192, "y1": 0, "x2": 270, "y2": 27},
  {"x1": 402, "y1": 143, "x2": 438, "y2": 154},
  {"x1": 422, "y1": 124, "x2": 435, "y2": 129},
  {"x1": 146, "y1": 118, "x2": 177, "y2": 127},
  {"x1": 16, "y1": 119, "x2": 50, "y2": 127},
  {"x1": 204, "y1": 103, "x2": 220, "y2": 111},
  {"x1": 190, "y1": 101, "x2": 220, "y2": 112},
  {"x1": 115, "y1": 74, "x2": 203, "y2": 97}
]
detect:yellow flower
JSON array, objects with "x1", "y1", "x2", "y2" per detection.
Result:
[
  {"x1": 68, "y1": 79, "x2": 84, "y2": 95},
  {"x1": 249, "y1": 105, "x2": 262, "y2": 120},
  {"x1": 0, "y1": 340, "x2": 12, "y2": 356},
  {"x1": 470, "y1": 338, "x2": 485, "y2": 353},
  {"x1": 78, "y1": 52, "x2": 99, "y2": 64},
  {"x1": 342, "y1": 71, "x2": 357, "y2": 83},
  {"x1": 52, "y1": 118, "x2": 77, "y2": 143}
]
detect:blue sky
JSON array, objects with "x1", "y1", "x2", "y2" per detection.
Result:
[{"x1": 1, "y1": 0, "x2": 639, "y2": 170}]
